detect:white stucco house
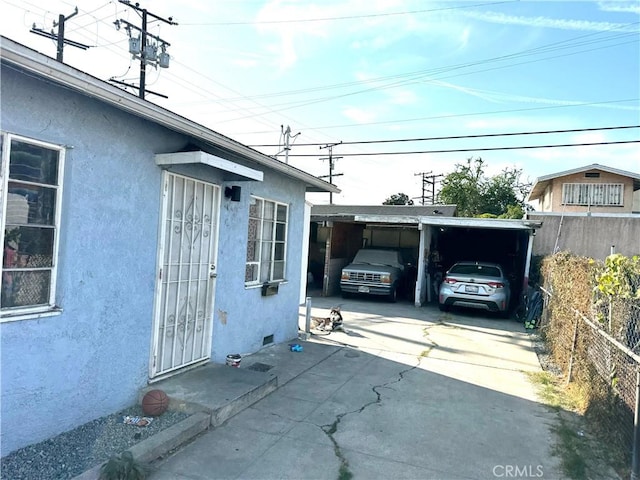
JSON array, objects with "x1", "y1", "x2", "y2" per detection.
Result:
[{"x1": 0, "y1": 37, "x2": 338, "y2": 455}]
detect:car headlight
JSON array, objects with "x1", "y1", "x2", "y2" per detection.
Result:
[{"x1": 381, "y1": 274, "x2": 391, "y2": 284}]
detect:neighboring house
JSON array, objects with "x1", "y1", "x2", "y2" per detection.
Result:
[
  {"x1": 526, "y1": 164, "x2": 640, "y2": 259},
  {"x1": 0, "y1": 37, "x2": 338, "y2": 455},
  {"x1": 527, "y1": 163, "x2": 640, "y2": 214}
]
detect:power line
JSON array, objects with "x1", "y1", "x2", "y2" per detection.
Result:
[
  {"x1": 239, "y1": 99, "x2": 639, "y2": 135},
  {"x1": 210, "y1": 22, "x2": 639, "y2": 120},
  {"x1": 284, "y1": 139, "x2": 640, "y2": 157},
  {"x1": 249, "y1": 125, "x2": 640, "y2": 148},
  {"x1": 214, "y1": 29, "x2": 638, "y2": 105},
  {"x1": 179, "y1": 1, "x2": 516, "y2": 26},
  {"x1": 219, "y1": 35, "x2": 638, "y2": 122},
  {"x1": 7, "y1": 0, "x2": 639, "y2": 156}
]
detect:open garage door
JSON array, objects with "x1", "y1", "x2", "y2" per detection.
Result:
[{"x1": 417, "y1": 218, "x2": 540, "y2": 310}]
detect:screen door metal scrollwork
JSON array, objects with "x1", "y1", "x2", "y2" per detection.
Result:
[{"x1": 150, "y1": 172, "x2": 220, "y2": 378}]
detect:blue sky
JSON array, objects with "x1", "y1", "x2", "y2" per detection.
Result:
[{"x1": 1, "y1": 0, "x2": 639, "y2": 205}]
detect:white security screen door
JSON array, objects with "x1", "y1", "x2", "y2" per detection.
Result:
[{"x1": 151, "y1": 172, "x2": 220, "y2": 378}]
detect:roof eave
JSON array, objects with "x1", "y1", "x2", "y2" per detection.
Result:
[{"x1": 0, "y1": 36, "x2": 339, "y2": 195}]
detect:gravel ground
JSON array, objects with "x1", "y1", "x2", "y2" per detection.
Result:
[
  {"x1": 0, "y1": 406, "x2": 190, "y2": 480},
  {"x1": 530, "y1": 329, "x2": 563, "y2": 375}
]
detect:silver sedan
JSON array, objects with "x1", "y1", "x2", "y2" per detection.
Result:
[{"x1": 438, "y1": 262, "x2": 511, "y2": 316}]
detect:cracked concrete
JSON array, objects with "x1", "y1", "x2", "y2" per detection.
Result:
[
  {"x1": 319, "y1": 359, "x2": 422, "y2": 479},
  {"x1": 149, "y1": 297, "x2": 564, "y2": 480}
]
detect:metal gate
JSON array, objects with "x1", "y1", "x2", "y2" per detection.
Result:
[{"x1": 150, "y1": 172, "x2": 220, "y2": 378}]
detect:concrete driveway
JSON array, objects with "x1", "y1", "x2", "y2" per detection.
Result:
[{"x1": 150, "y1": 296, "x2": 563, "y2": 479}]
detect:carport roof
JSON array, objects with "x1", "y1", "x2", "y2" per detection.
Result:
[
  {"x1": 354, "y1": 215, "x2": 542, "y2": 230},
  {"x1": 311, "y1": 204, "x2": 457, "y2": 222}
]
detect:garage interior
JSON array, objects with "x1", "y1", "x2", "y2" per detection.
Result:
[
  {"x1": 308, "y1": 208, "x2": 541, "y2": 311},
  {"x1": 426, "y1": 224, "x2": 533, "y2": 309}
]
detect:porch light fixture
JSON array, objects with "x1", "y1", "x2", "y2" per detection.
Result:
[{"x1": 225, "y1": 185, "x2": 241, "y2": 202}]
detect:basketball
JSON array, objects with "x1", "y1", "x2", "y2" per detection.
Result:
[{"x1": 141, "y1": 389, "x2": 169, "y2": 416}]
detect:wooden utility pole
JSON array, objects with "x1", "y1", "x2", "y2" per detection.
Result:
[
  {"x1": 115, "y1": 1, "x2": 177, "y2": 99},
  {"x1": 414, "y1": 171, "x2": 443, "y2": 205},
  {"x1": 30, "y1": 7, "x2": 91, "y2": 62},
  {"x1": 319, "y1": 142, "x2": 343, "y2": 205}
]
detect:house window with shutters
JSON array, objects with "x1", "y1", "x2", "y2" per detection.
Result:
[
  {"x1": 245, "y1": 196, "x2": 288, "y2": 285},
  {"x1": 1, "y1": 133, "x2": 65, "y2": 319}
]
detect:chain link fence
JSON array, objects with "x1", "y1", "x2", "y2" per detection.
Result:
[{"x1": 536, "y1": 252, "x2": 640, "y2": 478}]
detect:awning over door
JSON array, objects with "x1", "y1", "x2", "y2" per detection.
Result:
[{"x1": 155, "y1": 151, "x2": 264, "y2": 182}]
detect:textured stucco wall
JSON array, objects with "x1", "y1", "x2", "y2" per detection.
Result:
[
  {"x1": 0, "y1": 65, "x2": 179, "y2": 455},
  {"x1": 0, "y1": 64, "x2": 308, "y2": 454},
  {"x1": 529, "y1": 213, "x2": 640, "y2": 259},
  {"x1": 211, "y1": 168, "x2": 306, "y2": 362}
]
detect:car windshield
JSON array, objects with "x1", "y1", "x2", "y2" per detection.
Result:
[
  {"x1": 449, "y1": 264, "x2": 501, "y2": 278},
  {"x1": 352, "y1": 249, "x2": 401, "y2": 267}
]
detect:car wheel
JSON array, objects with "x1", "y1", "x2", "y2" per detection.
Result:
[
  {"x1": 387, "y1": 287, "x2": 397, "y2": 303},
  {"x1": 438, "y1": 303, "x2": 449, "y2": 312}
]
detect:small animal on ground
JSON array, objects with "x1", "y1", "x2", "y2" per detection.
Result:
[{"x1": 311, "y1": 307, "x2": 344, "y2": 332}]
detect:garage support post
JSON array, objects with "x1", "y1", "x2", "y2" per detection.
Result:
[
  {"x1": 305, "y1": 297, "x2": 312, "y2": 335},
  {"x1": 416, "y1": 223, "x2": 427, "y2": 306}
]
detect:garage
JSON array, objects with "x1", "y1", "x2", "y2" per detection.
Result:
[{"x1": 308, "y1": 205, "x2": 541, "y2": 312}]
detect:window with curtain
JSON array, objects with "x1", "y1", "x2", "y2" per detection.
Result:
[{"x1": 1, "y1": 133, "x2": 64, "y2": 316}]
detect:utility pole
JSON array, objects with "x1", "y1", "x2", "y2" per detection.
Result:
[
  {"x1": 30, "y1": 7, "x2": 91, "y2": 62},
  {"x1": 319, "y1": 142, "x2": 343, "y2": 205},
  {"x1": 114, "y1": 0, "x2": 177, "y2": 99},
  {"x1": 414, "y1": 171, "x2": 443, "y2": 205}
]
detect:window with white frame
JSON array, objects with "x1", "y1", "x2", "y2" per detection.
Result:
[
  {"x1": 562, "y1": 183, "x2": 624, "y2": 206},
  {"x1": 1, "y1": 133, "x2": 64, "y2": 315},
  {"x1": 245, "y1": 196, "x2": 288, "y2": 284}
]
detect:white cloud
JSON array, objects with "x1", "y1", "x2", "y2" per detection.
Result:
[
  {"x1": 428, "y1": 80, "x2": 640, "y2": 111},
  {"x1": 386, "y1": 88, "x2": 418, "y2": 105},
  {"x1": 464, "y1": 117, "x2": 558, "y2": 131},
  {"x1": 342, "y1": 106, "x2": 378, "y2": 124},
  {"x1": 459, "y1": 27, "x2": 471, "y2": 50},
  {"x1": 598, "y1": 2, "x2": 640, "y2": 14},
  {"x1": 233, "y1": 58, "x2": 260, "y2": 68},
  {"x1": 459, "y1": 10, "x2": 632, "y2": 32}
]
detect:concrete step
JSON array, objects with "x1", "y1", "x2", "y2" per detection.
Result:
[{"x1": 141, "y1": 362, "x2": 278, "y2": 427}]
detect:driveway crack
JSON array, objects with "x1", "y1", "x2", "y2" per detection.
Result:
[{"x1": 318, "y1": 359, "x2": 423, "y2": 480}]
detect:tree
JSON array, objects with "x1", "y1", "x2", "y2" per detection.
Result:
[
  {"x1": 437, "y1": 157, "x2": 485, "y2": 216},
  {"x1": 437, "y1": 157, "x2": 531, "y2": 218},
  {"x1": 383, "y1": 193, "x2": 414, "y2": 205}
]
